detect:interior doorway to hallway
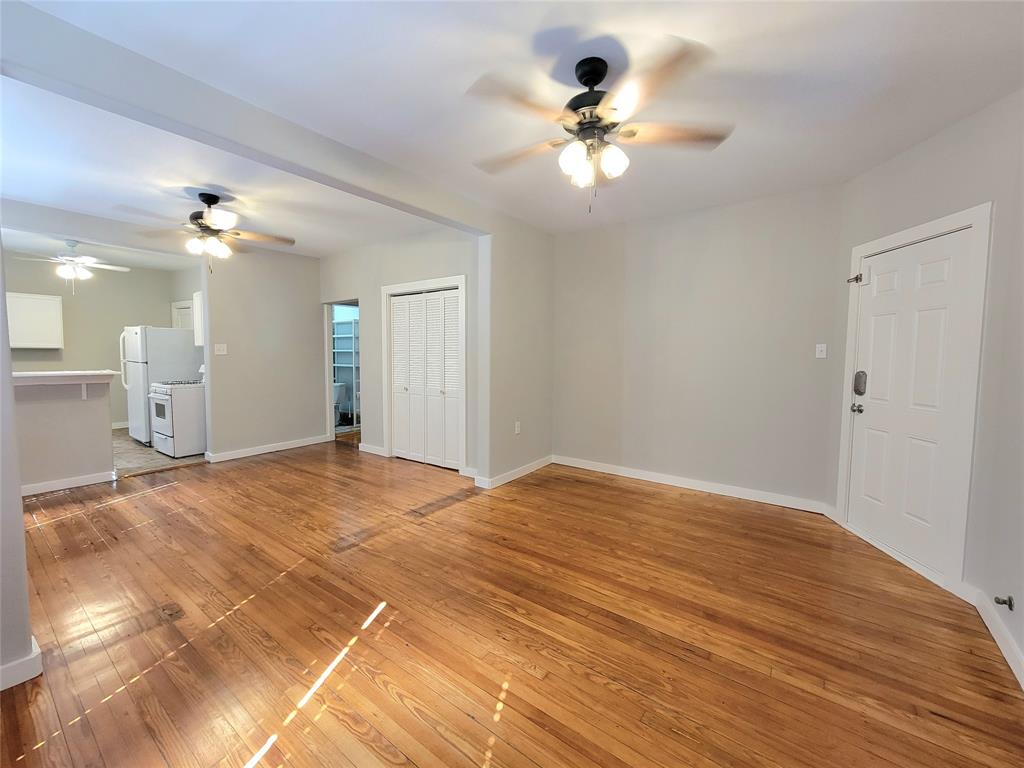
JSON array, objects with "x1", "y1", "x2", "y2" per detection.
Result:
[{"x1": 329, "y1": 301, "x2": 360, "y2": 438}]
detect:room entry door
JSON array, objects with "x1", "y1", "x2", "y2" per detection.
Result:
[
  {"x1": 390, "y1": 288, "x2": 463, "y2": 469},
  {"x1": 846, "y1": 221, "x2": 987, "y2": 583}
]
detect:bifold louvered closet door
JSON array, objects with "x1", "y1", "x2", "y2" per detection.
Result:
[{"x1": 390, "y1": 289, "x2": 462, "y2": 468}]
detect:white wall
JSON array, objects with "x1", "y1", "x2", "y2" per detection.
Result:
[
  {"x1": 206, "y1": 249, "x2": 326, "y2": 456},
  {"x1": 6, "y1": 254, "x2": 176, "y2": 424},
  {"x1": 320, "y1": 228, "x2": 480, "y2": 463},
  {"x1": 552, "y1": 186, "x2": 843, "y2": 507},
  {"x1": 171, "y1": 265, "x2": 202, "y2": 303},
  {"x1": 839, "y1": 90, "x2": 1023, "y2": 649},
  {"x1": 0, "y1": 248, "x2": 38, "y2": 688}
]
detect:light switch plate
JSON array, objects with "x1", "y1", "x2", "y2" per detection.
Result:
[
  {"x1": 214, "y1": 343, "x2": 228, "y2": 356},
  {"x1": 815, "y1": 343, "x2": 827, "y2": 359},
  {"x1": 514, "y1": 420, "x2": 521, "y2": 435}
]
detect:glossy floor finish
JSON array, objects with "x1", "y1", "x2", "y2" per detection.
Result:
[{"x1": 3, "y1": 441, "x2": 1022, "y2": 768}]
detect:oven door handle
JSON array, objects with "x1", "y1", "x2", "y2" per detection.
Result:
[{"x1": 147, "y1": 393, "x2": 171, "y2": 401}]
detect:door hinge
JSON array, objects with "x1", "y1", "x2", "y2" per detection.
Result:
[{"x1": 847, "y1": 273, "x2": 863, "y2": 284}]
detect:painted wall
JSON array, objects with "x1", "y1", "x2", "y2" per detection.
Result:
[
  {"x1": 5, "y1": 254, "x2": 179, "y2": 424},
  {"x1": 839, "y1": 89, "x2": 1023, "y2": 648},
  {"x1": 205, "y1": 249, "x2": 325, "y2": 456},
  {"x1": 551, "y1": 186, "x2": 843, "y2": 506},
  {"x1": 171, "y1": 264, "x2": 202, "y2": 303},
  {"x1": 320, "y1": 228, "x2": 481, "y2": 465},
  {"x1": 0, "y1": 249, "x2": 37, "y2": 687}
]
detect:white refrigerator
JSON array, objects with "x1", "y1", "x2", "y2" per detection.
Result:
[{"x1": 120, "y1": 326, "x2": 204, "y2": 443}]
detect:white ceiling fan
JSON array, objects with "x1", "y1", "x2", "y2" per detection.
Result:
[{"x1": 16, "y1": 239, "x2": 130, "y2": 292}]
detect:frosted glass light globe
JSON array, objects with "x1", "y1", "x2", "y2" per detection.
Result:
[
  {"x1": 558, "y1": 140, "x2": 588, "y2": 176},
  {"x1": 186, "y1": 237, "x2": 206, "y2": 255},
  {"x1": 570, "y1": 161, "x2": 595, "y2": 188},
  {"x1": 600, "y1": 143, "x2": 630, "y2": 179}
]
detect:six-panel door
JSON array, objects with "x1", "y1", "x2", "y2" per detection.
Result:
[{"x1": 848, "y1": 227, "x2": 980, "y2": 578}]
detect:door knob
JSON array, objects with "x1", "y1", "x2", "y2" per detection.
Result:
[
  {"x1": 403, "y1": 386, "x2": 408, "y2": 392},
  {"x1": 440, "y1": 389, "x2": 446, "y2": 395},
  {"x1": 850, "y1": 403, "x2": 864, "y2": 414}
]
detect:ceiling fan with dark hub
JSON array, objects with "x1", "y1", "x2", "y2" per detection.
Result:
[
  {"x1": 470, "y1": 38, "x2": 733, "y2": 194},
  {"x1": 183, "y1": 191, "x2": 296, "y2": 260}
]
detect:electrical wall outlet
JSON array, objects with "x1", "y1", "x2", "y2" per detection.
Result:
[
  {"x1": 815, "y1": 343, "x2": 827, "y2": 359},
  {"x1": 214, "y1": 343, "x2": 228, "y2": 356},
  {"x1": 514, "y1": 420, "x2": 521, "y2": 435}
]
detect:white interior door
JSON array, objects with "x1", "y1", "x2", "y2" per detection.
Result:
[
  {"x1": 847, "y1": 226, "x2": 985, "y2": 580},
  {"x1": 171, "y1": 301, "x2": 193, "y2": 329},
  {"x1": 441, "y1": 289, "x2": 464, "y2": 469},
  {"x1": 390, "y1": 296, "x2": 410, "y2": 457},
  {"x1": 407, "y1": 294, "x2": 427, "y2": 462},
  {"x1": 424, "y1": 292, "x2": 445, "y2": 466}
]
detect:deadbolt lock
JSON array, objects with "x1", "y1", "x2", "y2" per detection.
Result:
[{"x1": 850, "y1": 403, "x2": 864, "y2": 414}]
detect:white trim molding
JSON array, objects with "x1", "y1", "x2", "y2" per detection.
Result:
[
  {"x1": 357, "y1": 443, "x2": 389, "y2": 457},
  {"x1": 0, "y1": 636, "x2": 42, "y2": 691},
  {"x1": 22, "y1": 470, "x2": 116, "y2": 497},
  {"x1": 205, "y1": 434, "x2": 331, "y2": 463},
  {"x1": 551, "y1": 456, "x2": 833, "y2": 515},
  {"x1": 475, "y1": 455, "x2": 553, "y2": 490},
  {"x1": 111, "y1": 420, "x2": 129, "y2": 429},
  {"x1": 973, "y1": 588, "x2": 1024, "y2": 690}
]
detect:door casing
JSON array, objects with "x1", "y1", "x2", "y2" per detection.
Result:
[{"x1": 834, "y1": 202, "x2": 992, "y2": 595}]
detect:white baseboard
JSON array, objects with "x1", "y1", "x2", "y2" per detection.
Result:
[
  {"x1": 111, "y1": 421, "x2": 129, "y2": 429},
  {"x1": 22, "y1": 470, "x2": 115, "y2": 496},
  {"x1": 459, "y1": 466, "x2": 478, "y2": 479},
  {"x1": 205, "y1": 434, "x2": 332, "y2": 463},
  {"x1": 1, "y1": 636, "x2": 42, "y2": 690},
  {"x1": 972, "y1": 587, "x2": 1024, "y2": 690},
  {"x1": 358, "y1": 443, "x2": 389, "y2": 457},
  {"x1": 550, "y1": 455, "x2": 834, "y2": 516},
  {"x1": 475, "y1": 455, "x2": 553, "y2": 489}
]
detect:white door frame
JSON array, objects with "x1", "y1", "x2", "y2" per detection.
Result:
[
  {"x1": 322, "y1": 301, "x2": 360, "y2": 437},
  {"x1": 381, "y1": 275, "x2": 466, "y2": 468},
  {"x1": 834, "y1": 202, "x2": 992, "y2": 593}
]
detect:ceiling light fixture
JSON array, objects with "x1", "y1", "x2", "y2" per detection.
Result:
[
  {"x1": 558, "y1": 140, "x2": 628, "y2": 188},
  {"x1": 204, "y1": 237, "x2": 232, "y2": 259},
  {"x1": 185, "y1": 236, "x2": 206, "y2": 255},
  {"x1": 202, "y1": 206, "x2": 239, "y2": 231}
]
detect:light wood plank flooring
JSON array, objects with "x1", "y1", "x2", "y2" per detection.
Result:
[{"x1": 3, "y1": 440, "x2": 1022, "y2": 767}]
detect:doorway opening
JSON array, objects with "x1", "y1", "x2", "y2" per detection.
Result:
[{"x1": 330, "y1": 301, "x2": 360, "y2": 440}]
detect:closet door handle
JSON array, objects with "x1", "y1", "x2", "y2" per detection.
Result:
[
  {"x1": 403, "y1": 386, "x2": 408, "y2": 392},
  {"x1": 440, "y1": 389, "x2": 446, "y2": 395}
]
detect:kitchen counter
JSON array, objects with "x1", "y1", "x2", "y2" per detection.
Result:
[{"x1": 12, "y1": 370, "x2": 117, "y2": 495}]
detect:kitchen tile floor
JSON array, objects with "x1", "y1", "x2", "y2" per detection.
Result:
[{"x1": 112, "y1": 427, "x2": 205, "y2": 477}]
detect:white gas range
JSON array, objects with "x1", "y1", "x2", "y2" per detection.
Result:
[{"x1": 148, "y1": 379, "x2": 206, "y2": 457}]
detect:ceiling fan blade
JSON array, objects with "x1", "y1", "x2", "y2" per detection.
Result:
[
  {"x1": 613, "y1": 122, "x2": 732, "y2": 147},
  {"x1": 597, "y1": 38, "x2": 710, "y2": 123},
  {"x1": 468, "y1": 74, "x2": 577, "y2": 125},
  {"x1": 474, "y1": 138, "x2": 569, "y2": 174},
  {"x1": 225, "y1": 230, "x2": 296, "y2": 246},
  {"x1": 89, "y1": 263, "x2": 131, "y2": 272},
  {"x1": 13, "y1": 256, "x2": 57, "y2": 263}
]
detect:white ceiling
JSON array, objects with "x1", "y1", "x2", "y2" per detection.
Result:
[
  {"x1": 1, "y1": 228, "x2": 197, "y2": 271},
  {"x1": 0, "y1": 78, "x2": 444, "y2": 258},
  {"x1": 30, "y1": 1, "x2": 1024, "y2": 233}
]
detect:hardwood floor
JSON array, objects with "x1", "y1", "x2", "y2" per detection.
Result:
[{"x1": 3, "y1": 441, "x2": 1022, "y2": 768}]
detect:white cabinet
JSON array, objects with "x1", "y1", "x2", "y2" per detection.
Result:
[
  {"x1": 192, "y1": 290, "x2": 204, "y2": 346},
  {"x1": 390, "y1": 288, "x2": 463, "y2": 469},
  {"x1": 6, "y1": 292, "x2": 63, "y2": 349}
]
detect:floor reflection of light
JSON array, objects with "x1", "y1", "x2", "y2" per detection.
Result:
[
  {"x1": 10, "y1": 556, "x2": 306, "y2": 763},
  {"x1": 484, "y1": 676, "x2": 511, "y2": 765},
  {"x1": 242, "y1": 734, "x2": 277, "y2": 768},
  {"x1": 297, "y1": 639, "x2": 356, "y2": 708},
  {"x1": 361, "y1": 600, "x2": 387, "y2": 629}
]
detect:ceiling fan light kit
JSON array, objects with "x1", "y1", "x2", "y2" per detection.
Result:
[
  {"x1": 470, "y1": 41, "x2": 731, "y2": 202},
  {"x1": 181, "y1": 191, "x2": 295, "y2": 266}
]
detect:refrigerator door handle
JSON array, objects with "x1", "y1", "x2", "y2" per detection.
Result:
[{"x1": 119, "y1": 330, "x2": 129, "y2": 390}]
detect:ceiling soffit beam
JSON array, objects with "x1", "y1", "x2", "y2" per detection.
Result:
[{"x1": 0, "y1": 2, "x2": 492, "y2": 237}]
